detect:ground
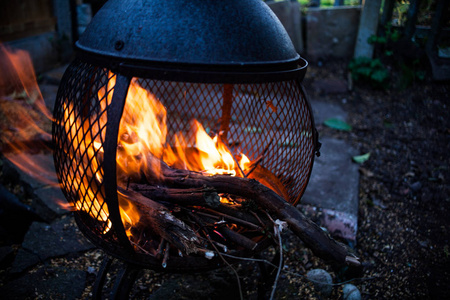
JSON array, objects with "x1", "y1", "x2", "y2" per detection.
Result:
[
  {"x1": 300, "y1": 61, "x2": 450, "y2": 299},
  {"x1": 0, "y1": 61, "x2": 449, "y2": 299}
]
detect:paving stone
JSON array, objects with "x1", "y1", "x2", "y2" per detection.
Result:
[
  {"x1": 34, "y1": 185, "x2": 71, "y2": 217},
  {"x1": 11, "y1": 216, "x2": 94, "y2": 273},
  {"x1": 3, "y1": 154, "x2": 58, "y2": 190},
  {"x1": 0, "y1": 184, "x2": 43, "y2": 244},
  {"x1": 311, "y1": 78, "x2": 348, "y2": 94},
  {"x1": 310, "y1": 99, "x2": 348, "y2": 126},
  {"x1": 0, "y1": 246, "x2": 14, "y2": 268},
  {"x1": 2, "y1": 154, "x2": 70, "y2": 219},
  {"x1": 0, "y1": 266, "x2": 86, "y2": 300},
  {"x1": 300, "y1": 137, "x2": 359, "y2": 242}
]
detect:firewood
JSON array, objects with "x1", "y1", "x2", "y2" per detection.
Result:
[
  {"x1": 149, "y1": 164, "x2": 360, "y2": 267},
  {"x1": 129, "y1": 183, "x2": 221, "y2": 208},
  {"x1": 118, "y1": 187, "x2": 201, "y2": 255}
]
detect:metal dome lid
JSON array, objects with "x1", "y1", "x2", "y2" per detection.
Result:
[{"x1": 76, "y1": 0, "x2": 307, "y2": 82}]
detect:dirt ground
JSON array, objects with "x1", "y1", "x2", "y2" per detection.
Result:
[
  {"x1": 0, "y1": 61, "x2": 449, "y2": 299},
  {"x1": 298, "y1": 61, "x2": 450, "y2": 299}
]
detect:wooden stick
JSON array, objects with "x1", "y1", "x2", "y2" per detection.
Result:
[
  {"x1": 129, "y1": 183, "x2": 220, "y2": 208},
  {"x1": 118, "y1": 187, "x2": 201, "y2": 255},
  {"x1": 154, "y1": 165, "x2": 360, "y2": 267}
]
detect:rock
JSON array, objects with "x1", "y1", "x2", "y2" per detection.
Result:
[
  {"x1": 0, "y1": 246, "x2": 14, "y2": 268},
  {"x1": 0, "y1": 266, "x2": 86, "y2": 300},
  {"x1": 11, "y1": 216, "x2": 94, "y2": 273},
  {"x1": 343, "y1": 284, "x2": 361, "y2": 300},
  {"x1": 0, "y1": 184, "x2": 43, "y2": 243},
  {"x1": 307, "y1": 268, "x2": 333, "y2": 297},
  {"x1": 312, "y1": 78, "x2": 348, "y2": 94},
  {"x1": 410, "y1": 181, "x2": 422, "y2": 192},
  {"x1": 300, "y1": 137, "x2": 360, "y2": 242}
]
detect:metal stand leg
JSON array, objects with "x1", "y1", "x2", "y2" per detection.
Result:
[
  {"x1": 92, "y1": 256, "x2": 140, "y2": 300},
  {"x1": 110, "y1": 262, "x2": 140, "y2": 300},
  {"x1": 93, "y1": 256, "x2": 113, "y2": 300}
]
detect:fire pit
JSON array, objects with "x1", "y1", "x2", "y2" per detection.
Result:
[{"x1": 52, "y1": 0, "x2": 357, "y2": 293}]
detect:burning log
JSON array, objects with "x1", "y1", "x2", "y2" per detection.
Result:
[
  {"x1": 118, "y1": 187, "x2": 202, "y2": 255},
  {"x1": 138, "y1": 163, "x2": 360, "y2": 267}
]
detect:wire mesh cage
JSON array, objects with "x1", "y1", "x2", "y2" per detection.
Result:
[{"x1": 52, "y1": 57, "x2": 317, "y2": 270}]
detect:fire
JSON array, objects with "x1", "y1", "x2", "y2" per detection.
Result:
[
  {"x1": 116, "y1": 78, "x2": 251, "y2": 181},
  {"x1": 0, "y1": 43, "x2": 255, "y2": 241},
  {"x1": 0, "y1": 45, "x2": 56, "y2": 186},
  {"x1": 114, "y1": 79, "x2": 254, "y2": 237}
]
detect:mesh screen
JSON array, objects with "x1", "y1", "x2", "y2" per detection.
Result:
[
  {"x1": 53, "y1": 59, "x2": 115, "y2": 239},
  {"x1": 53, "y1": 59, "x2": 315, "y2": 250},
  {"x1": 137, "y1": 79, "x2": 315, "y2": 203}
]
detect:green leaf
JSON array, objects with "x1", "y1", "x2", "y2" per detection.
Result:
[
  {"x1": 323, "y1": 118, "x2": 352, "y2": 131},
  {"x1": 371, "y1": 69, "x2": 389, "y2": 83},
  {"x1": 352, "y1": 152, "x2": 371, "y2": 163}
]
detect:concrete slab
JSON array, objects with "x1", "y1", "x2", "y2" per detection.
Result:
[
  {"x1": 310, "y1": 99, "x2": 348, "y2": 125},
  {"x1": 11, "y1": 216, "x2": 94, "y2": 273},
  {"x1": 268, "y1": 0, "x2": 304, "y2": 53},
  {"x1": 0, "y1": 266, "x2": 86, "y2": 300},
  {"x1": 306, "y1": 6, "x2": 361, "y2": 61},
  {"x1": 300, "y1": 137, "x2": 359, "y2": 242}
]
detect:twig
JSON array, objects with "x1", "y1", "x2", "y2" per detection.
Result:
[
  {"x1": 245, "y1": 136, "x2": 274, "y2": 177},
  {"x1": 197, "y1": 210, "x2": 262, "y2": 231},
  {"x1": 205, "y1": 229, "x2": 244, "y2": 300},
  {"x1": 130, "y1": 240, "x2": 152, "y2": 256},
  {"x1": 270, "y1": 221, "x2": 284, "y2": 300},
  {"x1": 156, "y1": 237, "x2": 165, "y2": 260},
  {"x1": 162, "y1": 241, "x2": 170, "y2": 268},
  {"x1": 221, "y1": 138, "x2": 247, "y2": 178}
]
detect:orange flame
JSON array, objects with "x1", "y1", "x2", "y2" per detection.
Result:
[
  {"x1": 112, "y1": 79, "x2": 254, "y2": 236},
  {"x1": 0, "y1": 43, "x2": 255, "y2": 241},
  {"x1": 0, "y1": 44, "x2": 56, "y2": 186}
]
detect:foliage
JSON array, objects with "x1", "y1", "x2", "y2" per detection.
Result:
[
  {"x1": 393, "y1": 0, "x2": 410, "y2": 26},
  {"x1": 350, "y1": 23, "x2": 427, "y2": 90},
  {"x1": 323, "y1": 118, "x2": 352, "y2": 131},
  {"x1": 296, "y1": 0, "x2": 360, "y2": 7},
  {"x1": 352, "y1": 152, "x2": 371, "y2": 164},
  {"x1": 348, "y1": 57, "x2": 390, "y2": 89}
]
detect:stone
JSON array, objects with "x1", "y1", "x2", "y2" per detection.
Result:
[
  {"x1": 40, "y1": 64, "x2": 68, "y2": 85},
  {"x1": 307, "y1": 268, "x2": 333, "y2": 297},
  {"x1": 300, "y1": 137, "x2": 359, "y2": 241},
  {"x1": 3, "y1": 154, "x2": 58, "y2": 190},
  {"x1": 11, "y1": 216, "x2": 94, "y2": 273},
  {"x1": 0, "y1": 246, "x2": 14, "y2": 268},
  {"x1": 5, "y1": 32, "x2": 60, "y2": 73},
  {"x1": 0, "y1": 266, "x2": 86, "y2": 300},
  {"x1": 306, "y1": 6, "x2": 361, "y2": 61},
  {"x1": 311, "y1": 78, "x2": 348, "y2": 94},
  {"x1": 34, "y1": 185, "x2": 71, "y2": 217},
  {"x1": 268, "y1": 0, "x2": 304, "y2": 53},
  {"x1": 310, "y1": 100, "x2": 348, "y2": 126},
  {"x1": 343, "y1": 284, "x2": 361, "y2": 300},
  {"x1": 2, "y1": 154, "x2": 69, "y2": 220},
  {"x1": 0, "y1": 184, "x2": 43, "y2": 244}
]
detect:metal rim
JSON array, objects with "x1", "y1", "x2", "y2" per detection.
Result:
[{"x1": 76, "y1": 45, "x2": 308, "y2": 84}]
